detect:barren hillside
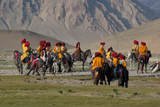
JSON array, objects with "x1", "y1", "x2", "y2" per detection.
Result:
[
  {"x1": 0, "y1": 0, "x2": 158, "y2": 45},
  {"x1": 87, "y1": 19, "x2": 160, "y2": 54},
  {"x1": 0, "y1": 30, "x2": 72, "y2": 50}
]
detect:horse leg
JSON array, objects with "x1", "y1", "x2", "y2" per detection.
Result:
[
  {"x1": 145, "y1": 63, "x2": 147, "y2": 73},
  {"x1": 137, "y1": 62, "x2": 140, "y2": 74},
  {"x1": 82, "y1": 61, "x2": 85, "y2": 71}
]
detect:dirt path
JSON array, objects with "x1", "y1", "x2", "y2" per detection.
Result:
[{"x1": 0, "y1": 69, "x2": 160, "y2": 77}]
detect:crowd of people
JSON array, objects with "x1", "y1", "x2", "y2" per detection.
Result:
[
  {"x1": 20, "y1": 38, "x2": 149, "y2": 76},
  {"x1": 90, "y1": 40, "x2": 148, "y2": 78}
]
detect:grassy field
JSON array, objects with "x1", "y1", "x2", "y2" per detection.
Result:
[{"x1": 0, "y1": 76, "x2": 160, "y2": 107}]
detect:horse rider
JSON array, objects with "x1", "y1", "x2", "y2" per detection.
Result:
[
  {"x1": 106, "y1": 47, "x2": 114, "y2": 61},
  {"x1": 53, "y1": 42, "x2": 63, "y2": 59},
  {"x1": 46, "y1": 41, "x2": 52, "y2": 53},
  {"x1": 21, "y1": 38, "x2": 26, "y2": 52},
  {"x1": 119, "y1": 54, "x2": 127, "y2": 69},
  {"x1": 61, "y1": 42, "x2": 67, "y2": 53},
  {"x1": 131, "y1": 40, "x2": 139, "y2": 60},
  {"x1": 99, "y1": 42, "x2": 106, "y2": 59},
  {"x1": 112, "y1": 52, "x2": 120, "y2": 78},
  {"x1": 74, "y1": 42, "x2": 82, "y2": 59},
  {"x1": 90, "y1": 52, "x2": 104, "y2": 78},
  {"x1": 20, "y1": 41, "x2": 31, "y2": 63},
  {"x1": 37, "y1": 40, "x2": 46, "y2": 57},
  {"x1": 138, "y1": 42, "x2": 148, "y2": 62}
]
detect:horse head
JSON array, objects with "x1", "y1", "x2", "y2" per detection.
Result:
[{"x1": 84, "y1": 49, "x2": 92, "y2": 58}]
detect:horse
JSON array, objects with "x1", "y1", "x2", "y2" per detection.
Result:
[
  {"x1": 92, "y1": 67, "x2": 107, "y2": 85},
  {"x1": 26, "y1": 50, "x2": 48, "y2": 76},
  {"x1": 137, "y1": 50, "x2": 152, "y2": 74},
  {"x1": 102, "y1": 62, "x2": 129, "y2": 88},
  {"x1": 52, "y1": 52, "x2": 73, "y2": 73},
  {"x1": 72, "y1": 49, "x2": 92, "y2": 71},
  {"x1": 150, "y1": 62, "x2": 160, "y2": 73},
  {"x1": 13, "y1": 50, "x2": 35, "y2": 74},
  {"x1": 127, "y1": 51, "x2": 138, "y2": 70},
  {"x1": 13, "y1": 50, "x2": 23, "y2": 74}
]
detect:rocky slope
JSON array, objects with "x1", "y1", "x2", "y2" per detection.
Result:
[{"x1": 0, "y1": 0, "x2": 158, "y2": 45}]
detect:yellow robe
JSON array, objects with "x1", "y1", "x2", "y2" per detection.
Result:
[
  {"x1": 120, "y1": 60, "x2": 127, "y2": 68},
  {"x1": 99, "y1": 46, "x2": 105, "y2": 56},
  {"x1": 53, "y1": 46, "x2": 63, "y2": 59},
  {"x1": 112, "y1": 58, "x2": 119, "y2": 67},
  {"x1": 131, "y1": 45, "x2": 139, "y2": 55},
  {"x1": 61, "y1": 46, "x2": 67, "y2": 52},
  {"x1": 139, "y1": 45, "x2": 148, "y2": 56},
  {"x1": 46, "y1": 46, "x2": 52, "y2": 52},
  {"x1": 21, "y1": 46, "x2": 30, "y2": 61},
  {"x1": 91, "y1": 57, "x2": 104, "y2": 70},
  {"x1": 106, "y1": 51, "x2": 111, "y2": 59}
]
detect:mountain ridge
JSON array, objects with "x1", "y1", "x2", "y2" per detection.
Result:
[{"x1": 0, "y1": 0, "x2": 158, "y2": 45}]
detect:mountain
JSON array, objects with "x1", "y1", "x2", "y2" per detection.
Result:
[
  {"x1": 0, "y1": 30, "x2": 72, "y2": 50},
  {"x1": 0, "y1": 0, "x2": 158, "y2": 45},
  {"x1": 88, "y1": 19, "x2": 160, "y2": 54},
  {"x1": 137, "y1": 0, "x2": 160, "y2": 10}
]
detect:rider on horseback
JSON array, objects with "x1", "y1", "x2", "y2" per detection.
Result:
[
  {"x1": 99, "y1": 42, "x2": 106, "y2": 59},
  {"x1": 106, "y1": 47, "x2": 114, "y2": 61},
  {"x1": 119, "y1": 54, "x2": 127, "y2": 69},
  {"x1": 21, "y1": 38, "x2": 26, "y2": 52},
  {"x1": 131, "y1": 40, "x2": 139, "y2": 60},
  {"x1": 53, "y1": 42, "x2": 63, "y2": 59},
  {"x1": 74, "y1": 42, "x2": 82, "y2": 60},
  {"x1": 138, "y1": 42, "x2": 148, "y2": 62},
  {"x1": 46, "y1": 41, "x2": 52, "y2": 52},
  {"x1": 20, "y1": 41, "x2": 31, "y2": 63},
  {"x1": 112, "y1": 52, "x2": 120, "y2": 78},
  {"x1": 37, "y1": 40, "x2": 46, "y2": 57},
  {"x1": 90, "y1": 52, "x2": 104, "y2": 78}
]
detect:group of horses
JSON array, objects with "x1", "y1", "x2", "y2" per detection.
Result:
[
  {"x1": 13, "y1": 48, "x2": 153, "y2": 88},
  {"x1": 127, "y1": 50, "x2": 152, "y2": 74},
  {"x1": 13, "y1": 49, "x2": 92, "y2": 76}
]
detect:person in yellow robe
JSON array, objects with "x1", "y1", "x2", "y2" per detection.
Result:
[
  {"x1": 106, "y1": 47, "x2": 113, "y2": 61},
  {"x1": 90, "y1": 52, "x2": 104, "y2": 78},
  {"x1": 99, "y1": 42, "x2": 106, "y2": 59},
  {"x1": 21, "y1": 38, "x2": 26, "y2": 53},
  {"x1": 131, "y1": 40, "x2": 139, "y2": 59},
  {"x1": 21, "y1": 41, "x2": 31, "y2": 62},
  {"x1": 46, "y1": 42, "x2": 52, "y2": 52},
  {"x1": 61, "y1": 42, "x2": 67, "y2": 53}
]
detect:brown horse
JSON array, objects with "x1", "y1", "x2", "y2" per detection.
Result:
[
  {"x1": 137, "y1": 50, "x2": 152, "y2": 74},
  {"x1": 72, "y1": 49, "x2": 92, "y2": 71}
]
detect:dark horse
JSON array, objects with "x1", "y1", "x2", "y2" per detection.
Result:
[
  {"x1": 99, "y1": 62, "x2": 129, "y2": 88},
  {"x1": 52, "y1": 52, "x2": 73, "y2": 73},
  {"x1": 72, "y1": 49, "x2": 92, "y2": 71},
  {"x1": 13, "y1": 50, "x2": 34, "y2": 74},
  {"x1": 137, "y1": 50, "x2": 152, "y2": 74},
  {"x1": 13, "y1": 50, "x2": 23, "y2": 74}
]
